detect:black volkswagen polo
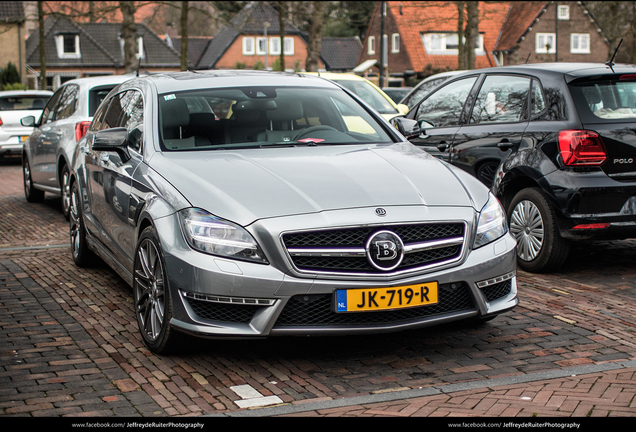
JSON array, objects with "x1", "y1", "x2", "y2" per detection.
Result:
[{"x1": 393, "y1": 63, "x2": 636, "y2": 273}]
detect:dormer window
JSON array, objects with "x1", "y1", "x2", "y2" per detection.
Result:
[
  {"x1": 119, "y1": 36, "x2": 145, "y2": 59},
  {"x1": 56, "y1": 33, "x2": 81, "y2": 59}
]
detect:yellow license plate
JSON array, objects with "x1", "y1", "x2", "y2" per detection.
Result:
[
  {"x1": 335, "y1": 282, "x2": 438, "y2": 312},
  {"x1": 19, "y1": 136, "x2": 29, "y2": 142}
]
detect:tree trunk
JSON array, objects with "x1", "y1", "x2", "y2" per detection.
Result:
[
  {"x1": 278, "y1": 1, "x2": 285, "y2": 71},
  {"x1": 120, "y1": 1, "x2": 137, "y2": 74},
  {"x1": 456, "y1": 1, "x2": 465, "y2": 70},
  {"x1": 465, "y1": 1, "x2": 479, "y2": 70},
  {"x1": 38, "y1": 1, "x2": 46, "y2": 90},
  {"x1": 305, "y1": 2, "x2": 325, "y2": 72},
  {"x1": 180, "y1": 1, "x2": 189, "y2": 71}
]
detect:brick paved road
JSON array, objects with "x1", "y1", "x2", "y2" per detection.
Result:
[{"x1": 1, "y1": 156, "x2": 635, "y2": 420}]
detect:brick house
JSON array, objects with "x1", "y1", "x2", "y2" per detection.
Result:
[
  {"x1": 25, "y1": 15, "x2": 181, "y2": 90},
  {"x1": 0, "y1": 2, "x2": 27, "y2": 85},
  {"x1": 357, "y1": 1, "x2": 509, "y2": 85},
  {"x1": 493, "y1": 1, "x2": 610, "y2": 65},
  {"x1": 196, "y1": 1, "x2": 319, "y2": 71}
]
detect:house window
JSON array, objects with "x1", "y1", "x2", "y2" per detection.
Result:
[
  {"x1": 136, "y1": 37, "x2": 144, "y2": 59},
  {"x1": 284, "y1": 37, "x2": 294, "y2": 55},
  {"x1": 256, "y1": 37, "x2": 268, "y2": 55},
  {"x1": 368, "y1": 36, "x2": 375, "y2": 55},
  {"x1": 571, "y1": 34, "x2": 590, "y2": 54},
  {"x1": 536, "y1": 33, "x2": 556, "y2": 54},
  {"x1": 558, "y1": 5, "x2": 570, "y2": 20},
  {"x1": 270, "y1": 38, "x2": 281, "y2": 55},
  {"x1": 56, "y1": 34, "x2": 81, "y2": 59},
  {"x1": 242, "y1": 37, "x2": 255, "y2": 55},
  {"x1": 422, "y1": 33, "x2": 484, "y2": 54},
  {"x1": 391, "y1": 33, "x2": 400, "y2": 53}
]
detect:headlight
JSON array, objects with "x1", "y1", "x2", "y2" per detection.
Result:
[
  {"x1": 473, "y1": 194, "x2": 508, "y2": 249},
  {"x1": 178, "y1": 208, "x2": 268, "y2": 264}
]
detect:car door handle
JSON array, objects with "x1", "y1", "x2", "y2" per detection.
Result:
[{"x1": 497, "y1": 139, "x2": 513, "y2": 150}]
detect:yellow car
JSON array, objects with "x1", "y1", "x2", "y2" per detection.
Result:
[{"x1": 301, "y1": 72, "x2": 409, "y2": 121}]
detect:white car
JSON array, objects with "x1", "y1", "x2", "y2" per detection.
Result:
[{"x1": 0, "y1": 90, "x2": 52, "y2": 158}]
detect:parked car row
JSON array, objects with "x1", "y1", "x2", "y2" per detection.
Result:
[{"x1": 16, "y1": 64, "x2": 636, "y2": 353}]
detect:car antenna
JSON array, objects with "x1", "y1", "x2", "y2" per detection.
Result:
[
  {"x1": 525, "y1": 53, "x2": 531, "y2": 64},
  {"x1": 136, "y1": 56, "x2": 142, "y2": 77},
  {"x1": 605, "y1": 39, "x2": 623, "y2": 73}
]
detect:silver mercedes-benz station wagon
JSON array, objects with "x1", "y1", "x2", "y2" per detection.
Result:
[{"x1": 69, "y1": 70, "x2": 517, "y2": 354}]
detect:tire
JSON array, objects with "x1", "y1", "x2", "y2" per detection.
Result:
[
  {"x1": 23, "y1": 156, "x2": 45, "y2": 203},
  {"x1": 61, "y1": 165, "x2": 71, "y2": 220},
  {"x1": 133, "y1": 227, "x2": 180, "y2": 354},
  {"x1": 69, "y1": 181, "x2": 97, "y2": 267},
  {"x1": 508, "y1": 187, "x2": 570, "y2": 273}
]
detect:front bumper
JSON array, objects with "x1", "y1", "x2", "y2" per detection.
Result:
[{"x1": 154, "y1": 206, "x2": 518, "y2": 339}]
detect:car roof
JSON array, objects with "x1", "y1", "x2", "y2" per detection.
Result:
[
  {"x1": 454, "y1": 63, "x2": 636, "y2": 80},
  {"x1": 0, "y1": 90, "x2": 53, "y2": 97},
  {"x1": 62, "y1": 73, "x2": 137, "y2": 89},
  {"x1": 129, "y1": 70, "x2": 342, "y2": 94}
]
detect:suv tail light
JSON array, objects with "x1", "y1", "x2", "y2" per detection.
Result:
[
  {"x1": 0, "y1": 116, "x2": 3, "y2": 126},
  {"x1": 558, "y1": 130, "x2": 607, "y2": 166},
  {"x1": 75, "y1": 121, "x2": 91, "y2": 142}
]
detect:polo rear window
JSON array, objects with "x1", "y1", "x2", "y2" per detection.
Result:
[{"x1": 570, "y1": 78, "x2": 636, "y2": 122}]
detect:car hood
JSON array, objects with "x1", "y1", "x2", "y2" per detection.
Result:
[{"x1": 149, "y1": 143, "x2": 486, "y2": 226}]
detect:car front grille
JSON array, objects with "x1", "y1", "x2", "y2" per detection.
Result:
[
  {"x1": 282, "y1": 223, "x2": 466, "y2": 275},
  {"x1": 273, "y1": 282, "x2": 474, "y2": 328},
  {"x1": 480, "y1": 280, "x2": 512, "y2": 302},
  {"x1": 186, "y1": 298, "x2": 262, "y2": 324}
]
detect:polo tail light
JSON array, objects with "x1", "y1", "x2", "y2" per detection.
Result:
[
  {"x1": 75, "y1": 121, "x2": 91, "y2": 142},
  {"x1": 558, "y1": 130, "x2": 607, "y2": 166}
]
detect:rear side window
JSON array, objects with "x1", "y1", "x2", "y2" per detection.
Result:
[{"x1": 570, "y1": 79, "x2": 636, "y2": 122}]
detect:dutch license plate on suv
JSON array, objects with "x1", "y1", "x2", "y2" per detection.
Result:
[{"x1": 335, "y1": 282, "x2": 438, "y2": 312}]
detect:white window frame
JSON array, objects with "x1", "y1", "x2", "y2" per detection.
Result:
[
  {"x1": 391, "y1": 33, "x2": 400, "y2": 53},
  {"x1": 535, "y1": 33, "x2": 556, "y2": 54},
  {"x1": 136, "y1": 37, "x2": 144, "y2": 60},
  {"x1": 242, "y1": 37, "x2": 255, "y2": 55},
  {"x1": 368, "y1": 36, "x2": 375, "y2": 55},
  {"x1": 421, "y1": 33, "x2": 484, "y2": 55},
  {"x1": 558, "y1": 5, "x2": 570, "y2": 20},
  {"x1": 284, "y1": 37, "x2": 294, "y2": 55},
  {"x1": 256, "y1": 37, "x2": 268, "y2": 55},
  {"x1": 570, "y1": 33, "x2": 590, "y2": 54},
  {"x1": 56, "y1": 34, "x2": 81, "y2": 59},
  {"x1": 269, "y1": 37, "x2": 281, "y2": 55}
]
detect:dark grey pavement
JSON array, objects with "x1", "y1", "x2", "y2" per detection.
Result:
[{"x1": 1, "y1": 156, "x2": 635, "y2": 423}]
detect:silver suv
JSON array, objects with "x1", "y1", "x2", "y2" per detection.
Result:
[{"x1": 21, "y1": 75, "x2": 132, "y2": 218}]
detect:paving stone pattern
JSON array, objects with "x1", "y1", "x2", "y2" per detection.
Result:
[{"x1": 1, "y1": 160, "x2": 635, "y2": 417}]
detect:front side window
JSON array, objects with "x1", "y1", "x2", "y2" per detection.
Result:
[
  {"x1": 40, "y1": 88, "x2": 64, "y2": 125},
  {"x1": 157, "y1": 86, "x2": 394, "y2": 151},
  {"x1": 470, "y1": 75, "x2": 530, "y2": 124},
  {"x1": 416, "y1": 76, "x2": 477, "y2": 128}
]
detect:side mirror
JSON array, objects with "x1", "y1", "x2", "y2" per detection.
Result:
[
  {"x1": 92, "y1": 127, "x2": 130, "y2": 161},
  {"x1": 396, "y1": 103, "x2": 409, "y2": 115},
  {"x1": 390, "y1": 117, "x2": 421, "y2": 140},
  {"x1": 419, "y1": 120, "x2": 434, "y2": 129},
  {"x1": 20, "y1": 116, "x2": 36, "y2": 127}
]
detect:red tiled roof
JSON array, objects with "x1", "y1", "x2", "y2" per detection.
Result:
[
  {"x1": 388, "y1": 1, "x2": 511, "y2": 71},
  {"x1": 495, "y1": 2, "x2": 547, "y2": 51}
]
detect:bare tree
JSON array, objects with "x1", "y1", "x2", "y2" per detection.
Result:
[
  {"x1": 120, "y1": 1, "x2": 137, "y2": 74},
  {"x1": 305, "y1": 1, "x2": 325, "y2": 72},
  {"x1": 277, "y1": 1, "x2": 286, "y2": 71},
  {"x1": 38, "y1": 1, "x2": 46, "y2": 90},
  {"x1": 180, "y1": 1, "x2": 188, "y2": 70}
]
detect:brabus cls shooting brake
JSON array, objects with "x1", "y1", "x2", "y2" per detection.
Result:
[{"x1": 69, "y1": 71, "x2": 517, "y2": 354}]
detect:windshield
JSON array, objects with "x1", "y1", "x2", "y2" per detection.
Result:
[
  {"x1": 0, "y1": 96, "x2": 50, "y2": 111},
  {"x1": 332, "y1": 80, "x2": 399, "y2": 114},
  {"x1": 158, "y1": 86, "x2": 394, "y2": 151}
]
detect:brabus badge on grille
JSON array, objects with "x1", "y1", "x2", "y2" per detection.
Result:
[
  {"x1": 365, "y1": 230, "x2": 404, "y2": 271},
  {"x1": 375, "y1": 208, "x2": 387, "y2": 217}
]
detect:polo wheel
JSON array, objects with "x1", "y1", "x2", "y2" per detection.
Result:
[
  {"x1": 23, "y1": 156, "x2": 44, "y2": 203},
  {"x1": 508, "y1": 187, "x2": 569, "y2": 273}
]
